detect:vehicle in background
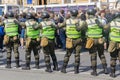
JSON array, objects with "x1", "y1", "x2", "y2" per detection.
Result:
[
  {"x1": 33, "y1": 3, "x2": 95, "y2": 13},
  {"x1": 0, "y1": 4, "x2": 20, "y2": 16}
]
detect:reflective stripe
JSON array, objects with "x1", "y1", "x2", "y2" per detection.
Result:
[
  {"x1": 4, "y1": 19, "x2": 18, "y2": 36},
  {"x1": 26, "y1": 21, "x2": 40, "y2": 39},
  {"x1": 110, "y1": 26, "x2": 120, "y2": 42},
  {"x1": 66, "y1": 24, "x2": 81, "y2": 39},
  {"x1": 87, "y1": 23, "x2": 102, "y2": 38},
  {"x1": 87, "y1": 34, "x2": 102, "y2": 38},
  {"x1": 41, "y1": 21, "x2": 55, "y2": 39}
]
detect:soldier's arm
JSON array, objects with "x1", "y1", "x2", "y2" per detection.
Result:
[
  {"x1": 32, "y1": 23, "x2": 42, "y2": 30},
  {"x1": 77, "y1": 20, "x2": 88, "y2": 31},
  {"x1": 95, "y1": 19, "x2": 103, "y2": 28},
  {"x1": 58, "y1": 21, "x2": 66, "y2": 29},
  {"x1": 14, "y1": 20, "x2": 26, "y2": 28},
  {"x1": 51, "y1": 21, "x2": 57, "y2": 29}
]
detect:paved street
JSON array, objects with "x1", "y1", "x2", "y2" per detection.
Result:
[{"x1": 0, "y1": 48, "x2": 120, "y2": 80}]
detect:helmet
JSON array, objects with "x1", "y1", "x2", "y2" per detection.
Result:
[
  {"x1": 70, "y1": 9, "x2": 78, "y2": 17},
  {"x1": 6, "y1": 12, "x2": 14, "y2": 18},
  {"x1": 41, "y1": 12, "x2": 50, "y2": 19},
  {"x1": 113, "y1": 12, "x2": 120, "y2": 18},
  {"x1": 87, "y1": 8, "x2": 96, "y2": 15},
  {"x1": 26, "y1": 13, "x2": 33, "y2": 19}
]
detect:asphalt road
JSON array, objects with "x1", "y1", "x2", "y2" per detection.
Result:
[{"x1": 0, "y1": 48, "x2": 120, "y2": 80}]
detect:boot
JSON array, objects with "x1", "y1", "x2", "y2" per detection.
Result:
[
  {"x1": 61, "y1": 64, "x2": 67, "y2": 73},
  {"x1": 110, "y1": 68, "x2": 116, "y2": 78},
  {"x1": 16, "y1": 60, "x2": 21, "y2": 68},
  {"x1": 61, "y1": 67, "x2": 66, "y2": 73},
  {"x1": 103, "y1": 64, "x2": 108, "y2": 74},
  {"x1": 53, "y1": 62, "x2": 59, "y2": 71},
  {"x1": 6, "y1": 60, "x2": 11, "y2": 69},
  {"x1": 45, "y1": 64, "x2": 52, "y2": 73},
  {"x1": 91, "y1": 67, "x2": 97, "y2": 76},
  {"x1": 22, "y1": 62, "x2": 30, "y2": 70},
  {"x1": 74, "y1": 66, "x2": 79, "y2": 74},
  {"x1": 35, "y1": 61, "x2": 39, "y2": 69}
]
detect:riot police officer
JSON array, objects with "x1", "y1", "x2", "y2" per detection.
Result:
[
  {"x1": 22, "y1": 12, "x2": 40, "y2": 70},
  {"x1": 85, "y1": 8, "x2": 108, "y2": 76},
  {"x1": 34, "y1": 11, "x2": 58, "y2": 72},
  {"x1": 108, "y1": 12, "x2": 120, "y2": 78},
  {"x1": 60, "y1": 9, "x2": 87, "y2": 74},
  {"x1": 3, "y1": 12, "x2": 20, "y2": 68}
]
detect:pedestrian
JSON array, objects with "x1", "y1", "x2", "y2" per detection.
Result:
[
  {"x1": 18, "y1": 13, "x2": 26, "y2": 49},
  {"x1": 58, "y1": 9, "x2": 66, "y2": 51},
  {"x1": 0, "y1": 17, "x2": 5, "y2": 55}
]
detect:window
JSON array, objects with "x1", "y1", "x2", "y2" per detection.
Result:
[
  {"x1": 0, "y1": 0, "x2": 1, "y2": 4},
  {"x1": 91, "y1": 0, "x2": 98, "y2": 2},
  {"x1": 64, "y1": 0, "x2": 71, "y2": 3},
  {"x1": 27, "y1": 0, "x2": 32, "y2": 4},
  {"x1": 0, "y1": 6, "x2": 4, "y2": 15},
  {"x1": 7, "y1": 6, "x2": 19, "y2": 14}
]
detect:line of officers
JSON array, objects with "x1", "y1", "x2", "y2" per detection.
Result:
[{"x1": 1, "y1": 8, "x2": 120, "y2": 78}]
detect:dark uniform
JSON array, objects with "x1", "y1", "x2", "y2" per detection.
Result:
[
  {"x1": 3, "y1": 12, "x2": 20, "y2": 68},
  {"x1": 22, "y1": 13, "x2": 40, "y2": 70},
  {"x1": 37, "y1": 12, "x2": 58, "y2": 72},
  {"x1": 108, "y1": 12, "x2": 120, "y2": 78},
  {"x1": 86, "y1": 9, "x2": 108, "y2": 76},
  {"x1": 60, "y1": 9, "x2": 87, "y2": 74}
]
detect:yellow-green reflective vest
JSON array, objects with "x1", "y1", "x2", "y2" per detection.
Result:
[
  {"x1": 26, "y1": 21, "x2": 40, "y2": 39},
  {"x1": 87, "y1": 24, "x2": 103, "y2": 38},
  {"x1": 41, "y1": 21, "x2": 55, "y2": 39},
  {"x1": 66, "y1": 19, "x2": 81, "y2": 39},
  {"x1": 110, "y1": 21, "x2": 120, "y2": 42},
  {"x1": 4, "y1": 19, "x2": 18, "y2": 36}
]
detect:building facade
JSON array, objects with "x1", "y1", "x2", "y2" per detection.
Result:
[
  {"x1": 2, "y1": 0, "x2": 18, "y2": 4},
  {"x1": 47, "y1": 0, "x2": 108, "y2": 4},
  {"x1": 0, "y1": 0, "x2": 117, "y2": 9}
]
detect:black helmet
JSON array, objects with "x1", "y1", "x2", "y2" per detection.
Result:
[
  {"x1": 6, "y1": 12, "x2": 14, "y2": 18},
  {"x1": 70, "y1": 9, "x2": 78, "y2": 17},
  {"x1": 113, "y1": 12, "x2": 120, "y2": 18},
  {"x1": 26, "y1": 12, "x2": 33, "y2": 19},
  {"x1": 41, "y1": 12, "x2": 50, "y2": 19},
  {"x1": 87, "y1": 8, "x2": 96, "y2": 15}
]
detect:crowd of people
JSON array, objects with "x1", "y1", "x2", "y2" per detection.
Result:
[{"x1": 0, "y1": 6, "x2": 120, "y2": 78}]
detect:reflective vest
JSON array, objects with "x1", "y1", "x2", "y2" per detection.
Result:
[
  {"x1": 110, "y1": 21, "x2": 120, "y2": 42},
  {"x1": 86, "y1": 19, "x2": 103, "y2": 38},
  {"x1": 4, "y1": 19, "x2": 18, "y2": 36},
  {"x1": 26, "y1": 20, "x2": 40, "y2": 39},
  {"x1": 66, "y1": 19, "x2": 81, "y2": 39},
  {"x1": 41, "y1": 21, "x2": 55, "y2": 39}
]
